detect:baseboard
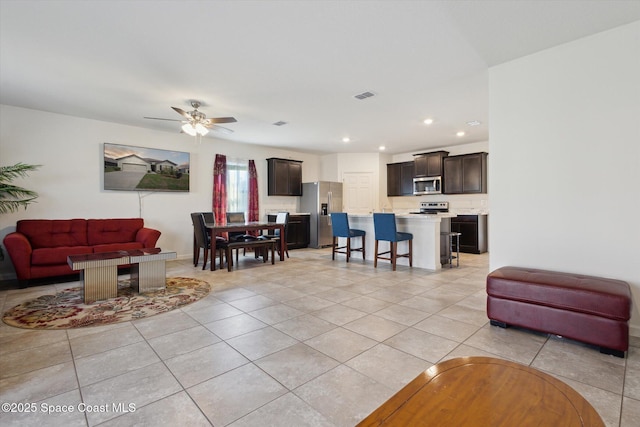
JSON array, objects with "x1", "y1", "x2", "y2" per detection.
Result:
[{"x1": 0, "y1": 271, "x2": 16, "y2": 282}]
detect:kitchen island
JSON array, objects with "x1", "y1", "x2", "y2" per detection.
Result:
[{"x1": 349, "y1": 213, "x2": 456, "y2": 271}]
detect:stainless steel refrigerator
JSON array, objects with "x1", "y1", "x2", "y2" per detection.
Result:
[{"x1": 300, "y1": 181, "x2": 343, "y2": 248}]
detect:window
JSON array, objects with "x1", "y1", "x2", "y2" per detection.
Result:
[{"x1": 226, "y1": 159, "x2": 248, "y2": 214}]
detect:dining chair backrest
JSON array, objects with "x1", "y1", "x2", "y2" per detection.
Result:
[
  {"x1": 373, "y1": 213, "x2": 399, "y2": 242},
  {"x1": 274, "y1": 212, "x2": 289, "y2": 237},
  {"x1": 330, "y1": 212, "x2": 350, "y2": 238},
  {"x1": 202, "y1": 212, "x2": 214, "y2": 224},
  {"x1": 191, "y1": 212, "x2": 209, "y2": 249},
  {"x1": 226, "y1": 212, "x2": 245, "y2": 223},
  {"x1": 226, "y1": 212, "x2": 246, "y2": 241}
]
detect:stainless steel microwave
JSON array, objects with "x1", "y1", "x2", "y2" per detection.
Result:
[{"x1": 413, "y1": 176, "x2": 442, "y2": 195}]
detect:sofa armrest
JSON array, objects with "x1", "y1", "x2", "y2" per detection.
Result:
[
  {"x1": 136, "y1": 227, "x2": 161, "y2": 248},
  {"x1": 3, "y1": 232, "x2": 34, "y2": 280}
]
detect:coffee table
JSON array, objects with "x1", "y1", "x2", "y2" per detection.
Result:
[
  {"x1": 357, "y1": 356, "x2": 604, "y2": 427},
  {"x1": 68, "y1": 251, "x2": 131, "y2": 303},
  {"x1": 129, "y1": 249, "x2": 177, "y2": 292},
  {"x1": 68, "y1": 249, "x2": 177, "y2": 303}
]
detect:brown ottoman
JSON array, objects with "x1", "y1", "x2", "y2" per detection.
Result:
[{"x1": 487, "y1": 266, "x2": 632, "y2": 358}]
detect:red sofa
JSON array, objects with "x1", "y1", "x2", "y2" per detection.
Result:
[{"x1": 3, "y1": 218, "x2": 161, "y2": 287}]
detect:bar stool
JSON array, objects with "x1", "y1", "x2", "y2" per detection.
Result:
[
  {"x1": 373, "y1": 213, "x2": 413, "y2": 271},
  {"x1": 330, "y1": 212, "x2": 365, "y2": 262},
  {"x1": 441, "y1": 231, "x2": 461, "y2": 268}
]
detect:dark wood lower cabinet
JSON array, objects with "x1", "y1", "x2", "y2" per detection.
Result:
[
  {"x1": 450, "y1": 215, "x2": 488, "y2": 254},
  {"x1": 267, "y1": 214, "x2": 310, "y2": 249}
]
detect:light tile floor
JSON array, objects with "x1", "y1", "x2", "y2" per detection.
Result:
[{"x1": 0, "y1": 249, "x2": 638, "y2": 426}]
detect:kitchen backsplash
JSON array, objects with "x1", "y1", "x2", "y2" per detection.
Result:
[
  {"x1": 388, "y1": 194, "x2": 489, "y2": 214},
  {"x1": 263, "y1": 199, "x2": 299, "y2": 217}
]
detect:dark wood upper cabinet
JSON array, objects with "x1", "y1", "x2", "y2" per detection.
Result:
[
  {"x1": 387, "y1": 161, "x2": 414, "y2": 196},
  {"x1": 267, "y1": 158, "x2": 303, "y2": 196},
  {"x1": 387, "y1": 163, "x2": 401, "y2": 196},
  {"x1": 443, "y1": 152, "x2": 488, "y2": 194},
  {"x1": 414, "y1": 151, "x2": 448, "y2": 177}
]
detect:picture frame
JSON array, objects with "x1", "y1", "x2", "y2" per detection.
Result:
[{"x1": 103, "y1": 143, "x2": 190, "y2": 192}]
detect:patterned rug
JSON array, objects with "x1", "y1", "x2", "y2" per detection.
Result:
[{"x1": 2, "y1": 277, "x2": 210, "y2": 329}]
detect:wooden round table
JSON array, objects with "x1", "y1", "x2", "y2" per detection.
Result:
[{"x1": 357, "y1": 356, "x2": 604, "y2": 427}]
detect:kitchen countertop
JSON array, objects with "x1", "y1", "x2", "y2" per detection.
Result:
[
  {"x1": 349, "y1": 212, "x2": 456, "y2": 220},
  {"x1": 265, "y1": 212, "x2": 311, "y2": 215},
  {"x1": 451, "y1": 210, "x2": 489, "y2": 216}
]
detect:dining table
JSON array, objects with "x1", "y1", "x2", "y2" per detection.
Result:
[{"x1": 205, "y1": 221, "x2": 286, "y2": 271}]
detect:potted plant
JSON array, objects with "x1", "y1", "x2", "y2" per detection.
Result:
[{"x1": 0, "y1": 163, "x2": 40, "y2": 260}]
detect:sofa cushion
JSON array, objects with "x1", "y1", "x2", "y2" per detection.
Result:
[
  {"x1": 17, "y1": 219, "x2": 88, "y2": 249},
  {"x1": 87, "y1": 218, "x2": 144, "y2": 245},
  {"x1": 31, "y1": 246, "x2": 93, "y2": 266}
]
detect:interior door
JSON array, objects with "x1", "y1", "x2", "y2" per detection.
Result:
[{"x1": 343, "y1": 172, "x2": 373, "y2": 214}]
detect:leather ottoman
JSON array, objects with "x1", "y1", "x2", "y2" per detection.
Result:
[{"x1": 487, "y1": 266, "x2": 632, "y2": 357}]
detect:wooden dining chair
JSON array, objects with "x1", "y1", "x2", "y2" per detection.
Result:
[
  {"x1": 259, "y1": 212, "x2": 290, "y2": 258},
  {"x1": 191, "y1": 212, "x2": 227, "y2": 270}
]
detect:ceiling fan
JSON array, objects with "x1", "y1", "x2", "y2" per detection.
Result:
[{"x1": 144, "y1": 101, "x2": 237, "y2": 136}]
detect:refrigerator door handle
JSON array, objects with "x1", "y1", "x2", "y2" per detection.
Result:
[{"x1": 327, "y1": 191, "x2": 332, "y2": 225}]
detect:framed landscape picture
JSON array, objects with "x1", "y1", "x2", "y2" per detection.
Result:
[{"x1": 103, "y1": 143, "x2": 190, "y2": 192}]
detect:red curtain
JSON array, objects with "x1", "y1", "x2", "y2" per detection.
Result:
[
  {"x1": 213, "y1": 154, "x2": 227, "y2": 225},
  {"x1": 248, "y1": 160, "x2": 259, "y2": 234}
]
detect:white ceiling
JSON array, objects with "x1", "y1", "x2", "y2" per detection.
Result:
[{"x1": 2, "y1": 0, "x2": 639, "y2": 154}]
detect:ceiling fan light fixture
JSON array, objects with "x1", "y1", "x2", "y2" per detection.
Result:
[
  {"x1": 195, "y1": 123, "x2": 209, "y2": 136},
  {"x1": 182, "y1": 123, "x2": 197, "y2": 136},
  {"x1": 146, "y1": 101, "x2": 236, "y2": 136}
]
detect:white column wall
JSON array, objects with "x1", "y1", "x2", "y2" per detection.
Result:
[{"x1": 489, "y1": 22, "x2": 640, "y2": 335}]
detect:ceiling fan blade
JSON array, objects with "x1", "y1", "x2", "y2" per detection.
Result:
[
  {"x1": 171, "y1": 107, "x2": 192, "y2": 119},
  {"x1": 144, "y1": 116, "x2": 183, "y2": 122},
  {"x1": 208, "y1": 117, "x2": 237, "y2": 124},
  {"x1": 211, "y1": 125, "x2": 234, "y2": 134}
]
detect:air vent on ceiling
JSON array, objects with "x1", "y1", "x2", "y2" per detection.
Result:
[
  {"x1": 354, "y1": 91, "x2": 375, "y2": 100},
  {"x1": 273, "y1": 121, "x2": 287, "y2": 126}
]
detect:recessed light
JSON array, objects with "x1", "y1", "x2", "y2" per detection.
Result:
[
  {"x1": 379, "y1": 146, "x2": 386, "y2": 151},
  {"x1": 456, "y1": 131, "x2": 465, "y2": 137},
  {"x1": 423, "y1": 118, "x2": 434, "y2": 125},
  {"x1": 466, "y1": 120, "x2": 481, "y2": 126},
  {"x1": 342, "y1": 137, "x2": 350, "y2": 143}
]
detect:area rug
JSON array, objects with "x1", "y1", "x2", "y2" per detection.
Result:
[{"x1": 2, "y1": 277, "x2": 210, "y2": 329}]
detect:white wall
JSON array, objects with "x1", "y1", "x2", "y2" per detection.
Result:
[
  {"x1": 0, "y1": 105, "x2": 321, "y2": 278},
  {"x1": 489, "y1": 21, "x2": 640, "y2": 335}
]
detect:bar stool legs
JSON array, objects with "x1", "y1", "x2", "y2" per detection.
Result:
[{"x1": 441, "y1": 232, "x2": 461, "y2": 268}]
